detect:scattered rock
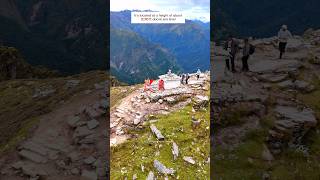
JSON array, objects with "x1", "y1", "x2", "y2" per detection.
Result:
[
  {"x1": 67, "y1": 116, "x2": 81, "y2": 128},
  {"x1": 84, "y1": 156, "x2": 96, "y2": 165},
  {"x1": 94, "y1": 83, "x2": 104, "y2": 90},
  {"x1": 258, "y1": 74, "x2": 288, "y2": 83},
  {"x1": 183, "y1": 156, "x2": 196, "y2": 165},
  {"x1": 165, "y1": 97, "x2": 176, "y2": 104},
  {"x1": 172, "y1": 142, "x2": 179, "y2": 160},
  {"x1": 67, "y1": 151, "x2": 81, "y2": 162},
  {"x1": 153, "y1": 160, "x2": 175, "y2": 175},
  {"x1": 150, "y1": 125, "x2": 165, "y2": 141},
  {"x1": 66, "y1": 80, "x2": 80, "y2": 88},
  {"x1": 79, "y1": 134, "x2": 96, "y2": 144},
  {"x1": 145, "y1": 98, "x2": 151, "y2": 103},
  {"x1": 87, "y1": 119, "x2": 99, "y2": 129},
  {"x1": 146, "y1": 171, "x2": 154, "y2": 180},
  {"x1": 262, "y1": 145, "x2": 274, "y2": 161},
  {"x1": 73, "y1": 126, "x2": 93, "y2": 138},
  {"x1": 133, "y1": 118, "x2": 141, "y2": 125},
  {"x1": 193, "y1": 95, "x2": 209, "y2": 110},
  {"x1": 33, "y1": 86, "x2": 56, "y2": 98},
  {"x1": 100, "y1": 99, "x2": 108, "y2": 109},
  {"x1": 132, "y1": 174, "x2": 137, "y2": 180},
  {"x1": 71, "y1": 168, "x2": 80, "y2": 175},
  {"x1": 82, "y1": 170, "x2": 98, "y2": 180},
  {"x1": 18, "y1": 150, "x2": 48, "y2": 163}
]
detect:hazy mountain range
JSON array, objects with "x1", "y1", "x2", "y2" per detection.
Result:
[{"x1": 110, "y1": 10, "x2": 210, "y2": 84}]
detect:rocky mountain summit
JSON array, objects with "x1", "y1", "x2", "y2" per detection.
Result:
[
  {"x1": 110, "y1": 73, "x2": 210, "y2": 179},
  {"x1": 212, "y1": 29, "x2": 320, "y2": 179}
]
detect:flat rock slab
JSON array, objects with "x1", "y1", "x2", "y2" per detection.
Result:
[
  {"x1": 258, "y1": 74, "x2": 288, "y2": 83},
  {"x1": 87, "y1": 119, "x2": 99, "y2": 129},
  {"x1": 183, "y1": 156, "x2": 196, "y2": 164},
  {"x1": 153, "y1": 160, "x2": 175, "y2": 175},
  {"x1": 274, "y1": 106, "x2": 317, "y2": 126},
  {"x1": 84, "y1": 156, "x2": 96, "y2": 165},
  {"x1": 73, "y1": 126, "x2": 94, "y2": 138},
  {"x1": 20, "y1": 141, "x2": 50, "y2": 156},
  {"x1": 82, "y1": 170, "x2": 98, "y2": 180},
  {"x1": 67, "y1": 116, "x2": 81, "y2": 128},
  {"x1": 12, "y1": 161, "x2": 47, "y2": 177},
  {"x1": 18, "y1": 150, "x2": 48, "y2": 163},
  {"x1": 212, "y1": 83, "x2": 267, "y2": 103},
  {"x1": 251, "y1": 59, "x2": 301, "y2": 74},
  {"x1": 148, "y1": 87, "x2": 193, "y2": 102},
  {"x1": 150, "y1": 125, "x2": 165, "y2": 141}
]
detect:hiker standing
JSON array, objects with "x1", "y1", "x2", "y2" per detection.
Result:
[
  {"x1": 158, "y1": 79, "x2": 165, "y2": 91},
  {"x1": 224, "y1": 36, "x2": 239, "y2": 72},
  {"x1": 241, "y1": 38, "x2": 254, "y2": 72},
  {"x1": 181, "y1": 74, "x2": 185, "y2": 84},
  {"x1": 278, "y1": 25, "x2": 292, "y2": 59},
  {"x1": 196, "y1": 69, "x2": 201, "y2": 80},
  {"x1": 185, "y1": 73, "x2": 190, "y2": 84}
]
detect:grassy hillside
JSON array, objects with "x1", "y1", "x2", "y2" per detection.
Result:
[{"x1": 111, "y1": 104, "x2": 210, "y2": 179}]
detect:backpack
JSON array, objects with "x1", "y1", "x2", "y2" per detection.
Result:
[{"x1": 249, "y1": 44, "x2": 255, "y2": 55}]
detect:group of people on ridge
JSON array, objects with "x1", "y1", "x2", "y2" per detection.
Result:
[
  {"x1": 224, "y1": 25, "x2": 292, "y2": 73},
  {"x1": 180, "y1": 73, "x2": 190, "y2": 85}
]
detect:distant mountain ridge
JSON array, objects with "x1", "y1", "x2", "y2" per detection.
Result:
[
  {"x1": 110, "y1": 28, "x2": 181, "y2": 84},
  {"x1": 110, "y1": 10, "x2": 210, "y2": 73},
  {"x1": 0, "y1": 0, "x2": 107, "y2": 74}
]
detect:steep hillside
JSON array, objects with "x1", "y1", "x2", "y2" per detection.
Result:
[
  {"x1": 111, "y1": 11, "x2": 210, "y2": 72},
  {"x1": 0, "y1": 0, "x2": 107, "y2": 74},
  {"x1": 0, "y1": 46, "x2": 58, "y2": 81},
  {"x1": 110, "y1": 28, "x2": 181, "y2": 84}
]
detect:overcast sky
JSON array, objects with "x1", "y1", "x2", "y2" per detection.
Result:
[{"x1": 110, "y1": 0, "x2": 210, "y2": 22}]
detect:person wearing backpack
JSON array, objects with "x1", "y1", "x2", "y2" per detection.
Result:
[
  {"x1": 242, "y1": 38, "x2": 255, "y2": 72},
  {"x1": 224, "y1": 36, "x2": 239, "y2": 72}
]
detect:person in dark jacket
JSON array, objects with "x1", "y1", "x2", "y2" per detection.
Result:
[
  {"x1": 185, "y1": 73, "x2": 190, "y2": 84},
  {"x1": 224, "y1": 36, "x2": 239, "y2": 72},
  {"x1": 242, "y1": 38, "x2": 251, "y2": 72},
  {"x1": 181, "y1": 74, "x2": 185, "y2": 84}
]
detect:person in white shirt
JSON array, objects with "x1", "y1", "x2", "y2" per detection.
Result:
[
  {"x1": 278, "y1": 25, "x2": 292, "y2": 59},
  {"x1": 196, "y1": 69, "x2": 201, "y2": 80}
]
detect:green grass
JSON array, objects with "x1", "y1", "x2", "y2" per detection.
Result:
[
  {"x1": 110, "y1": 85, "x2": 141, "y2": 109},
  {"x1": 0, "y1": 117, "x2": 39, "y2": 153},
  {"x1": 213, "y1": 75, "x2": 320, "y2": 179},
  {"x1": 111, "y1": 104, "x2": 210, "y2": 179}
]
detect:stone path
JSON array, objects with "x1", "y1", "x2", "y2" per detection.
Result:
[
  {"x1": 110, "y1": 75, "x2": 209, "y2": 147},
  {"x1": 0, "y1": 81, "x2": 108, "y2": 180},
  {"x1": 212, "y1": 35, "x2": 319, "y2": 156}
]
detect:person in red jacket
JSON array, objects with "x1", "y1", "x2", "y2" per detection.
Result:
[{"x1": 158, "y1": 79, "x2": 165, "y2": 91}]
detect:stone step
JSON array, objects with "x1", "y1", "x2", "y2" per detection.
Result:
[
  {"x1": 19, "y1": 141, "x2": 49, "y2": 156},
  {"x1": 18, "y1": 150, "x2": 48, "y2": 163}
]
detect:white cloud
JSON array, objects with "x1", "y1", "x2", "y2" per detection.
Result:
[{"x1": 110, "y1": 0, "x2": 210, "y2": 22}]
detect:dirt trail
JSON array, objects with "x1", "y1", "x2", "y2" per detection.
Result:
[{"x1": 0, "y1": 87, "x2": 108, "y2": 179}]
